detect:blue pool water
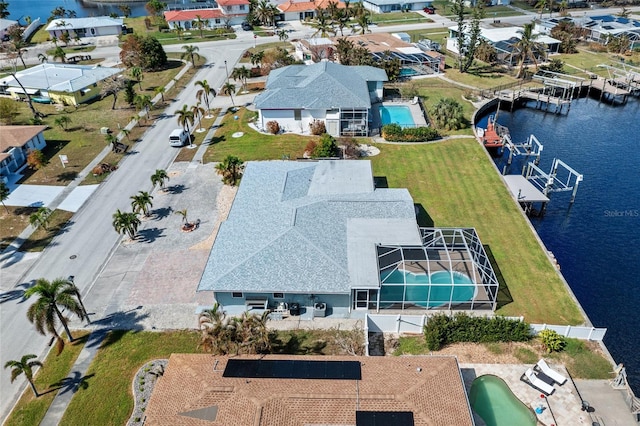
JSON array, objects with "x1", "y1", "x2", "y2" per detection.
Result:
[
  {"x1": 379, "y1": 105, "x2": 415, "y2": 127},
  {"x1": 400, "y1": 68, "x2": 419, "y2": 77},
  {"x1": 380, "y1": 269, "x2": 475, "y2": 307},
  {"x1": 478, "y1": 96, "x2": 640, "y2": 394}
]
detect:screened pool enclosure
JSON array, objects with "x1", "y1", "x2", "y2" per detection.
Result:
[{"x1": 375, "y1": 228, "x2": 499, "y2": 311}]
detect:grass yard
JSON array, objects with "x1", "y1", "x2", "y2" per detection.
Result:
[
  {"x1": 368, "y1": 140, "x2": 583, "y2": 325},
  {"x1": 0, "y1": 207, "x2": 73, "y2": 251},
  {"x1": 4, "y1": 332, "x2": 89, "y2": 426},
  {"x1": 202, "y1": 107, "x2": 311, "y2": 163},
  {"x1": 430, "y1": 0, "x2": 523, "y2": 17},
  {"x1": 369, "y1": 12, "x2": 433, "y2": 26},
  {"x1": 123, "y1": 17, "x2": 236, "y2": 45},
  {"x1": 443, "y1": 63, "x2": 519, "y2": 90}
]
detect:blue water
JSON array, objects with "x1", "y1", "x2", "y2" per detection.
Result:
[
  {"x1": 400, "y1": 68, "x2": 419, "y2": 77},
  {"x1": 380, "y1": 269, "x2": 475, "y2": 306},
  {"x1": 380, "y1": 105, "x2": 415, "y2": 127},
  {"x1": 479, "y1": 96, "x2": 640, "y2": 394},
  {"x1": 7, "y1": 0, "x2": 158, "y2": 22}
]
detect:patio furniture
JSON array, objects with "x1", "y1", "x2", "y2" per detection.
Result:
[
  {"x1": 522, "y1": 368, "x2": 555, "y2": 396},
  {"x1": 535, "y1": 359, "x2": 567, "y2": 385},
  {"x1": 411, "y1": 96, "x2": 419, "y2": 105}
]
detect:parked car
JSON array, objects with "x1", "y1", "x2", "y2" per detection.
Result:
[
  {"x1": 241, "y1": 21, "x2": 253, "y2": 31},
  {"x1": 423, "y1": 6, "x2": 435, "y2": 14},
  {"x1": 169, "y1": 128, "x2": 189, "y2": 147}
]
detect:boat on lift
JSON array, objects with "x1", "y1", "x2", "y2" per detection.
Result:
[{"x1": 478, "y1": 114, "x2": 509, "y2": 149}]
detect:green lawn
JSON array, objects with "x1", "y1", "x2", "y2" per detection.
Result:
[
  {"x1": 123, "y1": 17, "x2": 236, "y2": 45},
  {"x1": 4, "y1": 332, "x2": 89, "y2": 426},
  {"x1": 202, "y1": 108, "x2": 311, "y2": 163},
  {"x1": 19, "y1": 210, "x2": 74, "y2": 252},
  {"x1": 370, "y1": 12, "x2": 433, "y2": 26},
  {"x1": 430, "y1": 0, "x2": 523, "y2": 17},
  {"x1": 369, "y1": 140, "x2": 583, "y2": 324}
]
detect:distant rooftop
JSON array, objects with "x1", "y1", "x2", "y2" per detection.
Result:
[
  {"x1": 45, "y1": 17, "x2": 123, "y2": 31},
  {"x1": 0, "y1": 63, "x2": 122, "y2": 93}
]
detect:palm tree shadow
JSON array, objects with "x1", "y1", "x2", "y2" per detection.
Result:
[
  {"x1": 87, "y1": 308, "x2": 149, "y2": 349},
  {"x1": 50, "y1": 371, "x2": 95, "y2": 395},
  {"x1": 166, "y1": 184, "x2": 186, "y2": 194},
  {"x1": 0, "y1": 282, "x2": 35, "y2": 304},
  {"x1": 137, "y1": 227, "x2": 165, "y2": 243},
  {"x1": 152, "y1": 206, "x2": 173, "y2": 220}
]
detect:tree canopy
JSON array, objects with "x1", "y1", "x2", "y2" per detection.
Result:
[{"x1": 120, "y1": 34, "x2": 167, "y2": 71}]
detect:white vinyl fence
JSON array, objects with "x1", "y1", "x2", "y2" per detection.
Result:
[{"x1": 366, "y1": 314, "x2": 607, "y2": 340}]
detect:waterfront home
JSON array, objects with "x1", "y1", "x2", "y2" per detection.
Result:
[
  {"x1": 0, "y1": 63, "x2": 122, "y2": 106},
  {"x1": 0, "y1": 125, "x2": 47, "y2": 181},
  {"x1": 535, "y1": 15, "x2": 640, "y2": 50},
  {"x1": 0, "y1": 18, "x2": 18, "y2": 41},
  {"x1": 254, "y1": 61, "x2": 386, "y2": 137},
  {"x1": 163, "y1": 0, "x2": 250, "y2": 30},
  {"x1": 45, "y1": 17, "x2": 123, "y2": 39},
  {"x1": 277, "y1": 0, "x2": 345, "y2": 21},
  {"x1": 197, "y1": 160, "x2": 500, "y2": 316},
  {"x1": 362, "y1": 0, "x2": 432, "y2": 13}
]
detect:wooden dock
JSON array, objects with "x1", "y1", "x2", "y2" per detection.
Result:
[{"x1": 497, "y1": 89, "x2": 572, "y2": 113}]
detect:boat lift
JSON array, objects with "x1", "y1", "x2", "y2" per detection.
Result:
[
  {"x1": 525, "y1": 158, "x2": 583, "y2": 204},
  {"x1": 501, "y1": 134, "x2": 543, "y2": 171}
]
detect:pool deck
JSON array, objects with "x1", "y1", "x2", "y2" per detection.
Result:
[{"x1": 371, "y1": 101, "x2": 428, "y2": 130}]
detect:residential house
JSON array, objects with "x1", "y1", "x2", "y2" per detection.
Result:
[
  {"x1": 197, "y1": 160, "x2": 499, "y2": 316},
  {"x1": 0, "y1": 18, "x2": 18, "y2": 41},
  {"x1": 0, "y1": 63, "x2": 122, "y2": 106},
  {"x1": 254, "y1": 61, "x2": 386, "y2": 136},
  {"x1": 277, "y1": 0, "x2": 345, "y2": 21},
  {"x1": 447, "y1": 26, "x2": 560, "y2": 66},
  {"x1": 362, "y1": 0, "x2": 431, "y2": 13},
  {"x1": 144, "y1": 354, "x2": 475, "y2": 426},
  {"x1": 163, "y1": 1, "x2": 250, "y2": 30},
  {"x1": 45, "y1": 17, "x2": 123, "y2": 39},
  {"x1": 536, "y1": 15, "x2": 640, "y2": 50},
  {"x1": 0, "y1": 125, "x2": 47, "y2": 180}
]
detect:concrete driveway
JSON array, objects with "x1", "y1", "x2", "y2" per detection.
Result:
[{"x1": 4, "y1": 184, "x2": 99, "y2": 212}]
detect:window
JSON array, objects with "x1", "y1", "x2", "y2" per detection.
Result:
[
  {"x1": 215, "y1": 19, "x2": 221, "y2": 24},
  {"x1": 294, "y1": 109, "x2": 301, "y2": 121},
  {"x1": 240, "y1": 5, "x2": 245, "y2": 10},
  {"x1": 273, "y1": 293, "x2": 284, "y2": 299},
  {"x1": 232, "y1": 292, "x2": 243, "y2": 298}
]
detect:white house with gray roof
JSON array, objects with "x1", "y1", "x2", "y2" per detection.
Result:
[
  {"x1": 198, "y1": 160, "x2": 500, "y2": 317},
  {"x1": 46, "y1": 17, "x2": 123, "y2": 39},
  {"x1": 254, "y1": 62, "x2": 387, "y2": 137},
  {"x1": 0, "y1": 63, "x2": 122, "y2": 106},
  {"x1": 362, "y1": 0, "x2": 431, "y2": 13}
]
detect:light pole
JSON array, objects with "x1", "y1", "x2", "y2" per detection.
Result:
[
  {"x1": 68, "y1": 275, "x2": 90, "y2": 325},
  {"x1": 224, "y1": 60, "x2": 229, "y2": 81}
]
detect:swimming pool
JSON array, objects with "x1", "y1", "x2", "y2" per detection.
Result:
[
  {"x1": 400, "y1": 67, "x2": 419, "y2": 77},
  {"x1": 379, "y1": 105, "x2": 415, "y2": 127},
  {"x1": 469, "y1": 375, "x2": 537, "y2": 426},
  {"x1": 379, "y1": 269, "x2": 476, "y2": 307}
]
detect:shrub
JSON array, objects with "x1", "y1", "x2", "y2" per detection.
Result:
[
  {"x1": 539, "y1": 329, "x2": 566, "y2": 353},
  {"x1": 312, "y1": 133, "x2": 339, "y2": 158},
  {"x1": 423, "y1": 313, "x2": 531, "y2": 351},
  {"x1": 266, "y1": 120, "x2": 280, "y2": 134},
  {"x1": 305, "y1": 140, "x2": 317, "y2": 157},
  {"x1": 340, "y1": 138, "x2": 360, "y2": 158},
  {"x1": 309, "y1": 119, "x2": 326, "y2": 136},
  {"x1": 381, "y1": 124, "x2": 439, "y2": 142}
]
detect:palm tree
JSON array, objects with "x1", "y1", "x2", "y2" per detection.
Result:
[
  {"x1": 231, "y1": 66, "x2": 251, "y2": 93},
  {"x1": 121, "y1": 128, "x2": 131, "y2": 141},
  {"x1": 112, "y1": 209, "x2": 141, "y2": 240},
  {"x1": 154, "y1": 85, "x2": 166, "y2": 103},
  {"x1": 277, "y1": 29, "x2": 289, "y2": 47},
  {"x1": 0, "y1": 181, "x2": 10, "y2": 213},
  {"x1": 52, "y1": 46, "x2": 66, "y2": 63},
  {"x1": 195, "y1": 79, "x2": 216, "y2": 117},
  {"x1": 175, "y1": 208, "x2": 190, "y2": 226},
  {"x1": 249, "y1": 51, "x2": 264, "y2": 69},
  {"x1": 54, "y1": 115, "x2": 71, "y2": 131},
  {"x1": 25, "y1": 278, "x2": 85, "y2": 353},
  {"x1": 222, "y1": 82, "x2": 236, "y2": 106},
  {"x1": 130, "y1": 191, "x2": 154, "y2": 217},
  {"x1": 191, "y1": 103, "x2": 205, "y2": 133},
  {"x1": 514, "y1": 23, "x2": 546, "y2": 78},
  {"x1": 130, "y1": 66, "x2": 143, "y2": 90},
  {"x1": 193, "y1": 15, "x2": 208, "y2": 38},
  {"x1": 312, "y1": 12, "x2": 335, "y2": 38},
  {"x1": 354, "y1": 13, "x2": 370, "y2": 35},
  {"x1": 215, "y1": 155, "x2": 244, "y2": 186},
  {"x1": 4, "y1": 354, "x2": 43, "y2": 397},
  {"x1": 134, "y1": 94, "x2": 152, "y2": 120},
  {"x1": 175, "y1": 104, "x2": 195, "y2": 134},
  {"x1": 29, "y1": 207, "x2": 52, "y2": 231},
  {"x1": 150, "y1": 169, "x2": 169, "y2": 191},
  {"x1": 181, "y1": 45, "x2": 201, "y2": 67},
  {"x1": 174, "y1": 22, "x2": 184, "y2": 40}
]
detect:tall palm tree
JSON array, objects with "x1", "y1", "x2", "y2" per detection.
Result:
[
  {"x1": 222, "y1": 82, "x2": 236, "y2": 106},
  {"x1": 231, "y1": 66, "x2": 251, "y2": 93},
  {"x1": 277, "y1": 28, "x2": 289, "y2": 47},
  {"x1": 354, "y1": 13, "x2": 370, "y2": 35},
  {"x1": 249, "y1": 51, "x2": 264, "y2": 69},
  {"x1": 130, "y1": 66, "x2": 144, "y2": 90},
  {"x1": 193, "y1": 15, "x2": 208, "y2": 38},
  {"x1": 215, "y1": 155, "x2": 244, "y2": 186},
  {"x1": 130, "y1": 191, "x2": 154, "y2": 217},
  {"x1": 191, "y1": 103, "x2": 205, "y2": 133},
  {"x1": 312, "y1": 12, "x2": 335, "y2": 38},
  {"x1": 112, "y1": 209, "x2": 141, "y2": 240},
  {"x1": 150, "y1": 169, "x2": 169, "y2": 191},
  {"x1": 52, "y1": 46, "x2": 67, "y2": 63},
  {"x1": 175, "y1": 104, "x2": 195, "y2": 134},
  {"x1": 25, "y1": 278, "x2": 84, "y2": 353},
  {"x1": 134, "y1": 94, "x2": 152, "y2": 120},
  {"x1": 29, "y1": 207, "x2": 52, "y2": 231},
  {"x1": 181, "y1": 45, "x2": 201, "y2": 66},
  {"x1": 154, "y1": 85, "x2": 166, "y2": 103},
  {"x1": 513, "y1": 23, "x2": 546, "y2": 78},
  {"x1": 195, "y1": 79, "x2": 216, "y2": 117},
  {"x1": 4, "y1": 354, "x2": 43, "y2": 397}
]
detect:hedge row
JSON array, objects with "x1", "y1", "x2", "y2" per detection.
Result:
[
  {"x1": 381, "y1": 124, "x2": 439, "y2": 142},
  {"x1": 423, "y1": 313, "x2": 532, "y2": 351}
]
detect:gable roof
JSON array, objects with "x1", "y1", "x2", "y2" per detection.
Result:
[
  {"x1": 0, "y1": 64, "x2": 122, "y2": 93},
  {"x1": 0, "y1": 18, "x2": 18, "y2": 32},
  {"x1": 45, "y1": 17, "x2": 123, "y2": 31},
  {"x1": 163, "y1": 8, "x2": 224, "y2": 22},
  {"x1": 254, "y1": 62, "x2": 387, "y2": 110},
  {"x1": 198, "y1": 160, "x2": 419, "y2": 294},
  {"x1": 0, "y1": 125, "x2": 47, "y2": 162}
]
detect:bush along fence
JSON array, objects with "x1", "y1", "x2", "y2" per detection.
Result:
[{"x1": 381, "y1": 123, "x2": 439, "y2": 142}]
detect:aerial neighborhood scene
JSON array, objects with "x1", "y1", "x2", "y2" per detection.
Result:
[{"x1": 1, "y1": 0, "x2": 640, "y2": 424}]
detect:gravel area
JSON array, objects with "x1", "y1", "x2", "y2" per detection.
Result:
[{"x1": 128, "y1": 359, "x2": 168, "y2": 426}]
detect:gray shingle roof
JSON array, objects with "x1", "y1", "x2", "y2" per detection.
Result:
[
  {"x1": 198, "y1": 160, "x2": 418, "y2": 294},
  {"x1": 0, "y1": 64, "x2": 122, "y2": 93},
  {"x1": 254, "y1": 62, "x2": 387, "y2": 110}
]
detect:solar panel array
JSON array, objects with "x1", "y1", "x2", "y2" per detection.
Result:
[
  {"x1": 222, "y1": 359, "x2": 362, "y2": 380},
  {"x1": 356, "y1": 411, "x2": 415, "y2": 426}
]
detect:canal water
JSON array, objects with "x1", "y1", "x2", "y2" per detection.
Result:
[{"x1": 479, "y1": 95, "x2": 640, "y2": 394}]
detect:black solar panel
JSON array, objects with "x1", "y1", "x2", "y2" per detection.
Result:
[
  {"x1": 223, "y1": 359, "x2": 362, "y2": 380},
  {"x1": 356, "y1": 411, "x2": 415, "y2": 426}
]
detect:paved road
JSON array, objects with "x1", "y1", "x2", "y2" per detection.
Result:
[{"x1": 0, "y1": 33, "x2": 258, "y2": 423}]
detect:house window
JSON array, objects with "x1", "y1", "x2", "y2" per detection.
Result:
[
  {"x1": 226, "y1": 6, "x2": 232, "y2": 11},
  {"x1": 232, "y1": 292, "x2": 243, "y2": 298},
  {"x1": 294, "y1": 109, "x2": 301, "y2": 121},
  {"x1": 215, "y1": 19, "x2": 221, "y2": 24},
  {"x1": 240, "y1": 4, "x2": 245, "y2": 10},
  {"x1": 273, "y1": 293, "x2": 284, "y2": 299}
]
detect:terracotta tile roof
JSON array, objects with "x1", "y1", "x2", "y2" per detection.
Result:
[
  {"x1": 216, "y1": 0, "x2": 250, "y2": 6},
  {"x1": 0, "y1": 125, "x2": 47, "y2": 154},
  {"x1": 145, "y1": 354, "x2": 474, "y2": 426},
  {"x1": 278, "y1": 0, "x2": 346, "y2": 13},
  {"x1": 163, "y1": 9, "x2": 223, "y2": 22}
]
